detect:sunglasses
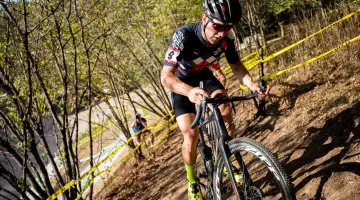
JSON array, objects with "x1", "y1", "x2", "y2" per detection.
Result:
[{"x1": 208, "y1": 17, "x2": 233, "y2": 32}]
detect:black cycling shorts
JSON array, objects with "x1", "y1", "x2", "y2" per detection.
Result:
[{"x1": 171, "y1": 69, "x2": 224, "y2": 118}]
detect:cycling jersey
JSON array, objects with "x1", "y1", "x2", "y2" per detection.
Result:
[
  {"x1": 163, "y1": 23, "x2": 240, "y2": 79},
  {"x1": 133, "y1": 118, "x2": 147, "y2": 133}
]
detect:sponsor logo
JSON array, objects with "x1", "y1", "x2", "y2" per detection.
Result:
[
  {"x1": 172, "y1": 31, "x2": 185, "y2": 50},
  {"x1": 192, "y1": 49, "x2": 200, "y2": 56}
]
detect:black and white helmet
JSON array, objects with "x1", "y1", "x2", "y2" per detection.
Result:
[{"x1": 204, "y1": 0, "x2": 242, "y2": 25}]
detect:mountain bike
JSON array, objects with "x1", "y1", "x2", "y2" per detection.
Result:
[{"x1": 192, "y1": 81, "x2": 295, "y2": 200}]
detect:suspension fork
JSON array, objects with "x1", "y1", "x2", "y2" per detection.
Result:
[{"x1": 213, "y1": 106, "x2": 242, "y2": 199}]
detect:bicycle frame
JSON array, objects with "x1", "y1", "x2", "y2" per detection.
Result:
[{"x1": 197, "y1": 100, "x2": 256, "y2": 199}]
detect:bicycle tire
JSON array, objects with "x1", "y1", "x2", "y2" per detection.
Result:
[{"x1": 213, "y1": 138, "x2": 295, "y2": 200}]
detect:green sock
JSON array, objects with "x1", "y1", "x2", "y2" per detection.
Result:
[{"x1": 185, "y1": 164, "x2": 197, "y2": 184}]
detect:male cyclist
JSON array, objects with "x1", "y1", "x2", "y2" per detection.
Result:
[{"x1": 160, "y1": 0, "x2": 269, "y2": 199}]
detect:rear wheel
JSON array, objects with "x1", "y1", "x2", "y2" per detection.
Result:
[{"x1": 213, "y1": 138, "x2": 295, "y2": 200}]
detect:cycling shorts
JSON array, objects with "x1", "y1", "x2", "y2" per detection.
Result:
[{"x1": 171, "y1": 69, "x2": 224, "y2": 118}]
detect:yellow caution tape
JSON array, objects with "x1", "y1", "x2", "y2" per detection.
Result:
[
  {"x1": 78, "y1": 112, "x2": 172, "y2": 148},
  {"x1": 48, "y1": 114, "x2": 174, "y2": 199},
  {"x1": 222, "y1": 45, "x2": 266, "y2": 75},
  {"x1": 73, "y1": 119, "x2": 178, "y2": 200},
  {"x1": 73, "y1": 120, "x2": 176, "y2": 199},
  {"x1": 239, "y1": 84, "x2": 251, "y2": 92},
  {"x1": 151, "y1": 123, "x2": 179, "y2": 147},
  {"x1": 78, "y1": 128, "x2": 103, "y2": 148},
  {"x1": 264, "y1": 34, "x2": 360, "y2": 80},
  {"x1": 246, "y1": 8, "x2": 360, "y2": 69},
  {"x1": 49, "y1": 9, "x2": 360, "y2": 198},
  {"x1": 223, "y1": 8, "x2": 359, "y2": 91},
  {"x1": 74, "y1": 169, "x2": 106, "y2": 200},
  {"x1": 241, "y1": 50, "x2": 257, "y2": 61}
]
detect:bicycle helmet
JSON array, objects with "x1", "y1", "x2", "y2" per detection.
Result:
[{"x1": 204, "y1": 0, "x2": 242, "y2": 25}]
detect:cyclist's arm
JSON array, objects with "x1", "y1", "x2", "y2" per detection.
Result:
[
  {"x1": 214, "y1": 68, "x2": 226, "y2": 87},
  {"x1": 229, "y1": 61, "x2": 256, "y2": 91},
  {"x1": 141, "y1": 118, "x2": 148, "y2": 127},
  {"x1": 160, "y1": 66, "x2": 193, "y2": 97},
  {"x1": 210, "y1": 62, "x2": 226, "y2": 86}
]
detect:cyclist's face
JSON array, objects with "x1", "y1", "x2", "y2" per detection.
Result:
[{"x1": 202, "y1": 15, "x2": 232, "y2": 44}]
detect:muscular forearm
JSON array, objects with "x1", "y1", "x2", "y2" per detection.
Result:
[
  {"x1": 230, "y1": 61, "x2": 256, "y2": 91},
  {"x1": 214, "y1": 69, "x2": 226, "y2": 86},
  {"x1": 161, "y1": 66, "x2": 193, "y2": 96}
]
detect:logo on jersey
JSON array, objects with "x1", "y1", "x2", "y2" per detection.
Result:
[
  {"x1": 192, "y1": 49, "x2": 200, "y2": 56},
  {"x1": 172, "y1": 31, "x2": 185, "y2": 50}
]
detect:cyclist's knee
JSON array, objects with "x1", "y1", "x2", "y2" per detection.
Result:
[
  {"x1": 182, "y1": 128, "x2": 199, "y2": 145},
  {"x1": 211, "y1": 89, "x2": 227, "y2": 98},
  {"x1": 220, "y1": 103, "x2": 232, "y2": 118}
]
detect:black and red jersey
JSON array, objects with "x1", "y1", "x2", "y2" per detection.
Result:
[{"x1": 163, "y1": 23, "x2": 240, "y2": 78}]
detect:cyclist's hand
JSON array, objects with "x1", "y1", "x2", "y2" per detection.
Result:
[
  {"x1": 188, "y1": 87, "x2": 209, "y2": 105},
  {"x1": 253, "y1": 84, "x2": 270, "y2": 99}
]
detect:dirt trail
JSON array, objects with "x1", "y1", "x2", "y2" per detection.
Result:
[{"x1": 96, "y1": 53, "x2": 360, "y2": 199}]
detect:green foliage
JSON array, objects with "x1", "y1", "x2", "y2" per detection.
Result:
[{"x1": 268, "y1": 0, "x2": 298, "y2": 14}]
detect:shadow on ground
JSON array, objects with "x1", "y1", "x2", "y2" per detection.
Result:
[{"x1": 284, "y1": 101, "x2": 360, "y2": 199}]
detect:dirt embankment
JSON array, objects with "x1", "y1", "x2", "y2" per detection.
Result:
[{"x1": 95, "y1": 45, "x2": 360, "y2": 200}]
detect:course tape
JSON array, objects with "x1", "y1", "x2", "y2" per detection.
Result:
[
  {"x1": 222, "y1": 44, "x2": 267, "y2": 75},
  {"x1": 74, "y1": 169, "x2": 106, "y2": 200},
  {"x1": 240, "y1": 50, "x2": 257, "y2": 61},
  {"x1": 264, "y1": 34, "x2": 360, "y2": 81},
  {"x1": 49, "y1": 8, "x2": 360, "y2": 199},
  {"x1": 78, "y1": 124, "x2": 107, "y2": 148},
  {"x1": 245, "y1": 8, "x2": 360, "y2": 69},
  {"x1": 225, "y1": 7, "x2": 359, "y2": 73},
  {"x1": 78, "y1": 111, "x2": 171, "y2": 148},
  {"x1": 151, "y1": 123, "x2": 179, "y2": 147},
  {"x1": 47, "y1": 114, "x2": 174, "y2": 200},
  {"x1": 222, "y1": 8, "x2": 359, "y2": 91},
  {"x1": 73, "y1": 119, "x2": 178, "y2": 199}
]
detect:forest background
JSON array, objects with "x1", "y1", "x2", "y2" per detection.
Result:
[{"x1": 0, "y1": 0, "x2": 359, "y2": 199}]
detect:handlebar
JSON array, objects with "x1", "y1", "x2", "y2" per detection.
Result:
[{"x1": 190, "y1": 92, "x2": 258, "y2": 129}]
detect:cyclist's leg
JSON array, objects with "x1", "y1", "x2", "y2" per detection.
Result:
[
  {"x1": 203, "y1": 74, "x2": 235, "y2": 138},
  {"x1": 171, "y1": 91, "x2": 203, "y2": 199},
  {"x1": 172, "y1": 90, "x2": 198, "y2": 178},
  {"x1": 176, "y1": 113, "x2": 199, "y2": 179},
  {"x1": 135, "y1": 131, "x2": 145, "y2": 158}
]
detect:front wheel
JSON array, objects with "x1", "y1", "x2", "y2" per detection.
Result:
[{"x1": 213, "y1": 138, "x2": 295, "y2": 200}]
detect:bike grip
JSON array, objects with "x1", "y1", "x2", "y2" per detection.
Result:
[
  {"x1": 258, "y1": 79, "x2": 267, "y2": 92},
  {"x1": 253, "y1": 90, "x2": 259, "y2": 97}
]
